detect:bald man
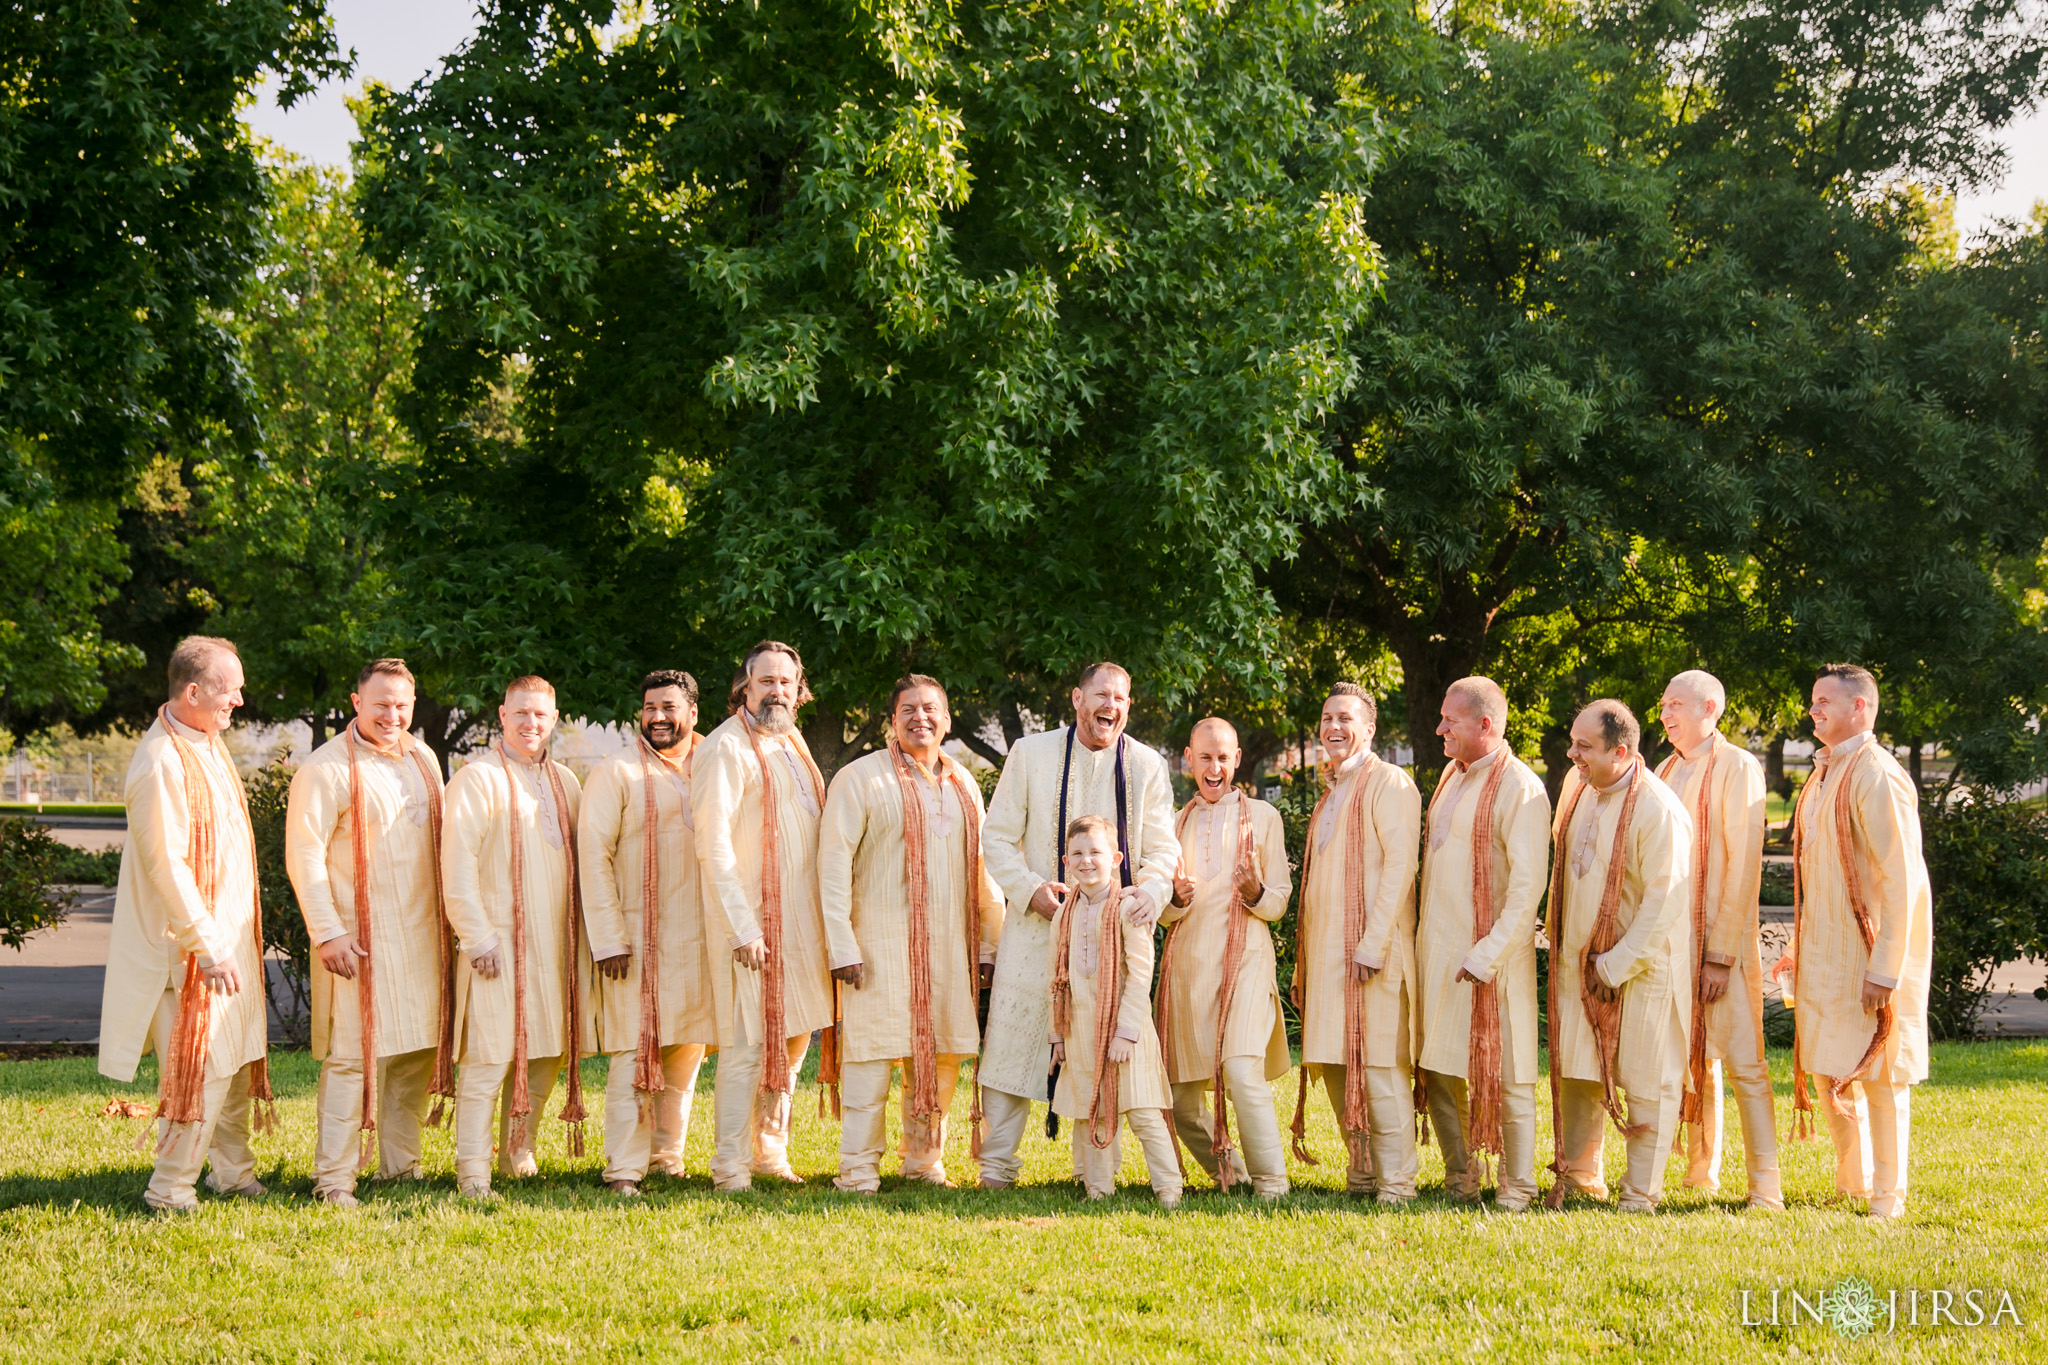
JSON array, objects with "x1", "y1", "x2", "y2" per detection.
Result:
[
  {"x1": 1159, "y1": 718, "x2": 1292, "y2": 1198},
  {"x1": 1655, "y1": 669, "x2": 1780, "y2": 1210}
]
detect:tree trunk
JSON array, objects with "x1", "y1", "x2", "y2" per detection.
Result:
[
  {"x1": 1765, "y1": 733, "x2": 1788, "y2": 798},
  {"x1": 1539, "y1": 719, "x2": 1573, "y2": 809},
  {"x1": 801, "y1": 703, "x2": 885, "y2": 786},
  {"x1": 1391, "y1": 625, "x2": 1489, "y2": 780},
  {"x1": 1908, "y1": 738, "x2": 1923, "y2": 792}
]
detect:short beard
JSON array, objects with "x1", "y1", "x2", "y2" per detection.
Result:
[
  {"x1": 641, "y1": 720, "x2": 679, "y2": 749},
  {"x1": 752, "y1": 699, "x2": 796, "y2": 735}
]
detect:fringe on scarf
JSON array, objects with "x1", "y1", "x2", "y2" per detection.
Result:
[
  {"x1": 1658, "y1": 739, "x2": 1721, "y2": 1146},
  {"x1": 740, "y1": 713, "x2": 827, "y2": 1102},
  {"x1": 1419, "y1": 752, "x2": 1511, "y2": 1159}
]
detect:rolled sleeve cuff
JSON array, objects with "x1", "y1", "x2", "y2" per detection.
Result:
[
  {"x1": 1113, "y1": 1026, "x2": 1139, "y2": 1044},
  {"x1": 1864, "y1": 970, "x2": 1898, "y2": 990},
  {"x1": 468, "y1": 933, "x2": 501, "y2": 961},
  {"x1": 829, "y1": 949, "x2": 863, "y2": 971},
  {"x1": 1702, "y1": 951, "x2": 1736, "y2": 967},
  {"x1": 728, "y1": 927, "x2": 763, "y2": 952},
  {"x1": 1595, "y1": 952, "x2": 1623, "y2": 990},
  {"x1": 590, "y1": 939, "x2": 630, "y2": 962},
  {"x1": 1352, "y1": 947, "x2": 1384, "y2": 971},
  {"x1": 314, "y1": 926, "x2": 351, "y2": 947},
  {"x1": 1458, "y1": 953, "x2": 1495, "y2": 985},
  {"x1": 978, "y1": 947, "x2": 997, "y2": 967}
]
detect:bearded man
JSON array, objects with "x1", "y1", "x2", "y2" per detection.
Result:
[
  {"x1": 580, "y1": 669, "x2": 718, "y2": 1194},
  {"x1": 285, "y1": 657, "x2": 450, "y2": 1207},
  {"x1": 692, "y1": 641, "x2": 833, "y2": 1191},
  {"x1": 977, "y1": 662, "x2": 1180, "y2": 1189}
]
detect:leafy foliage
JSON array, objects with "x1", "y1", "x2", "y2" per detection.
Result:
[
  {"x1": 0, "y1": 817, "x2": 73, "y2": 949},
  {"x1": 1921, "y1": 794, "x2": 2048, "y2": 1039},
  {"x1": 244, "y1": 759, "x2": 310, "y2": 1042}
]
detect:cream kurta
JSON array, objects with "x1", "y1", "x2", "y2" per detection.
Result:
[
  {"x1": 818, "y1": 748, "x2": 1005, "y2": 1065},
  {"x1": 1416, "y1": 748, "x2": 1551, "y2": 1085},
  {"x1": 979, "y1": 727, "x2": 1179, "y2": 1099},
  {"x1": 98, "y1": 716, "x2": 268, "y2": 1083},
  {"x1": 578, "y1": 744, "x2": 718, "y2": 1053},
  {"x1": 1659, "y1": 734, "x2": 1767, "y2": 1021},
  {"x1": 441, "y1": 749, "x2": 593, "y2": 1065},
  {"x1": 285, "y1": 730, "x2": 447, "y2": 1061},
  {"x1": 1160, "y1": 792, "x2": 1291, "y2": 1082},
  {"x1": 1790, "y1": 737, "x2": 1932, "y2": 1084},
  {"x1": 1297, "y1": 759, "x2": 1422, "y2": 1069},
  {"x1": 690, "y1": 713, "x2": 832, "y2": 1047},
  {"x1": 1050, "y1": 889, "x2": 1172, "y2": 1116},
  {"x1": 1550, "y1": 767, "x2": 1694, "y2": 1096}
]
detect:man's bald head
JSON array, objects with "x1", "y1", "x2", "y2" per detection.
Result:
[
  {"x1": 1189, "y1": 716, "x2": 1238, "y2": 749},
  {"x1": 1184, "y1": 715, "x2": 1244, "y2": 802}
]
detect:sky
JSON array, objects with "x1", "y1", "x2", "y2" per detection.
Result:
[{"x1": 250, "y1": 0, "x2": 2047, "y2": 241}]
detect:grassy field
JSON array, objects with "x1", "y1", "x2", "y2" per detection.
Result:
[{"x1": 2, "y1": 1043, "x2": 2042, "y2": 1362}]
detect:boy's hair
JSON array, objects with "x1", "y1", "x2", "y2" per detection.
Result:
[{"x1": 1064, "y1": 813, "x2": 1117, "y2": 847}]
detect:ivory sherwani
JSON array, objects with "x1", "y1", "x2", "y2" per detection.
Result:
[
  {"x1": 1160, "y1": 791, "x2": 1290, "y2": 1196},
  {"x1": 1549, "y1": 765, "x2": 1693, "y2": 1209},
  {"x1": 1657, "y1": 734, "x2": 1780, "y2": 1206},
  {"x1": 1415, "y1": 746, "x2": 1550, "y2": 1206},
  {"x1": 99, "y1": 714, "x2": 269, "y2": 1209},
  {"x1": 579, "y1": 741, "x2": 718, "y2": 1183},
  {"x1": 1789, "y1": 732, "x2": 1931, "y2": 1217},
  {"x1": 977, "y1": 726, "x2": 1178, "y2": 1185},
  {"x1": 285, "y1": 728, "x2": 447, "y2": 1195},
  {"x1": 819, "y1": 747, "x2": 1004, "y2": 1190},
  {"x1": 442, "y1": 748, "x2": 591, "y2": 1186},
  {"x1": 1296, "y1": 754, "x2": 1423, "y2": 1197},
  {"x1": 691, "y1": 712, "x2": 831, "y2": 1188}
]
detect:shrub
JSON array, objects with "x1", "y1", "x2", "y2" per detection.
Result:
[
  {"x1": 244, "y1": 759, "x2": 312, "y2": 1045},
  {"x1": 1921, "y1": 794, "x2": 2048, "y2": 1040},
  {"x1": 1759, "y1": 862, "x2": 1793, "y2": 906},
  {"x1": 0, "y1": 817, "x2": 75, "y2": 949},
  {"x1": 47, "y1": 843, "x2": 122, "y2": 885}
]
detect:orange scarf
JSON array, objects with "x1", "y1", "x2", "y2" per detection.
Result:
[
  {"x1": 739, "y1": 712, "x2": 826, "y2": 1100},
  {"x1": 154, "y1": 708, "x2": 277, "y2": 1143},
  {"x1": 1050, "y1": 885, "x2": 1126, "y2": 1149},
  {"x1": 1287, "y1": 761, "x2": 1381, "y2": 1167},
  {"x1": 1655, "y1": 738, "x2": 1721, "y2": 1131},
  {"x1": 1422, "y1": 750, "x2": 1512, "y2": 1157},
  {"x1": 631, "y1": 732, "x2": 700, "y2": 1103}
]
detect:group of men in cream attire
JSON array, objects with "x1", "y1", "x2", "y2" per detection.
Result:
[{"x1": 99, "y1": 633, "x2": 1930, "y2": 1220}]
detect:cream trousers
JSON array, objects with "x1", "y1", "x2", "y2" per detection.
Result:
[
  {"x1": 1307, "y1": 1063, "x2": 1421, "y2": 1199},
  {"x1": 1425, "y1": 1070, "x2": 1538, "y2": 1207},
  {"x1": 313, "y1": 1047, "x2": 436, "y2": 1196},
  {"x1": 603, "y1": 1044, "x2": 706, "y2": 1183},
  {"x1": 834, "y1": 1055, "x2": 966, "y2": 1192},
  {"x1": 454, "y1": 1055, "x2": 563, "y2": 1189},
  {"x1": 976, "y1": 1087, "x2": 1038, "y2": 1187},
  {"x1": 144, "y1": 988, "x2": 258, "y2": 1211},
  {"x1": 709, "y1": 1033, "x2": 808, "y2": 1190},
  {"x1": 1171, "y1": 1057, "x2": 1290, "y2": 1198},
  {"x1": 1556, "y1": 1077, "x2": 1682, "y2": 1210},
  {"x1": 1074, "y1": 1106, "x2": 1182, "y2": 1201},
  {"x1": 1682, "y1": 980, "x2": 1783, "y2": 1206},
  {"x1": 1820, "y1": 1074, "x2": 1912, "y2": 1217}
]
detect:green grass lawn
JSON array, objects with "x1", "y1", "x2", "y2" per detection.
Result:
[
  {"x1": 0, "y1": 802, "x2": 125, "y2": 817},
  {"x1": 2, "y1": 1043, "x2": 2042, "y2": 1361}
]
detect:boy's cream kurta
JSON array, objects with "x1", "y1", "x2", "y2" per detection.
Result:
[
  {"x1": 1050, "y1": 890, "x2": 1172, "y2": 1116},
  {"x1": 285, "y1": 729, "x2": 447, "y2": 1061},
  {"x1": 1160, "y1": 791, "x2": 1291, "y2": 1082},
  {"x1": 1297, "y1": 758, "x2": 1422, "y2": 1070},
  {"x1": 817, "y1": 748, "x2": 1005, "y2": 1065},
  {"x1": 98, "y1": 715, "x2": 268, "y2": 1083},
  {"x1": 578, "y1": 743, "x2": 718, "y2": 1054},
  {"x1": 1550, "y1": 766, "x2": 1693, "y2": 1095},
  {"x1": 979, "y1": 727, "x2": 1180, "y2": 1099},
  {"x1": 1657, "y1": 733, "x2": 1768, "y2": 1036},
  {"x1": 690, "y1": 713, "x2": 832, "y2": 1047},
  {"x1": 441, "y1": 749, "x2": 593, "y2": 1064},
  {"x1": 1790, "y1": 737, "x2": 1932, "y2": 1084},
  {"x1": 1416, "y1": 748, "x2": 1551, "y2": 1085}
]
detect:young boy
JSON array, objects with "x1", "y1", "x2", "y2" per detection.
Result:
[{"x1": 1049, "y1": 815, "x2": 1183, "y2": 1207}]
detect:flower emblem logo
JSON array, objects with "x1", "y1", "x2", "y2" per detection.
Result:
[{"x1": 1825, "y1": 1278, "x2": 1884, "y2": 1339}]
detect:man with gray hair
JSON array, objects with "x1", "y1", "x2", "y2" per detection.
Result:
[{"x1": 1655, "y1": 668, "x2": 1780, "y2": 1210}]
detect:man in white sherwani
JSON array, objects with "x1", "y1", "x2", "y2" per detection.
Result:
[
  {"x1": 1655, "y1": 669, "x2": 1781, "y2": 1210},
  {"x1": 285, "y1": 658, "x2": 449, "y2": 1208},
  {"x1": 977, "y1": 662, "x2": 1180, "y2": 1189},
  {"x1": 1416, "y1": 677, "x2": 1551, "y2": 1210},
  {"x1": 1547, "y1": 699, "x2": 1693, "y2": 1213},
  {"x1": 819, "y1": 675, "x2": 1004, "y2": 1192},
  {"x1": 692, "y1": 641, "x2": 834, "y2": 1191},
  {"x1": 1771, "y1": 664, "x2": 1931, "y2": 1219},
  {"x1": 99, "y1": 636, "x2": 272, "y2": 1213},
  {"x1": 442, "y1": 675, "x2": 591, "y2": 1198},
  {"x1": 580, "y1": 669, "x2": 718, "y2": 1195}
]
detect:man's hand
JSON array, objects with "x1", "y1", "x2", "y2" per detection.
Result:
[
  {"x1": 1698, "y1": 961, "x2": 1732, "y2": 1003},
  {"x1": 1587, "y1": 954, "x2": 1619, "y2": 1004},
  {"x1": 596, "y1": 951, "x2": 632, "y2": 982},
  {"x1": 1861, "y1": 979, "x2": 1894, "y2": 1013},
  {"x1": 1050, "y1": 1039, "x2": 1066, "y2": 1067},
  {"x1": 1234, "y1": 822, "x2": 1262, "y2": 903},
  {"x1": 1107, "y1": 1035, "x2": 1135, "y2": 1065},
  {"x1": 1170, "y1": 865, "x2": 1195, "y2": 909},
  {"x1": 833, "y1": 963, "x2": 866, "y2": 990},
  {"x1": 1289, "y1": 976, "x2": 1302, "y2": 1010},
  {"x1": 1120, "y1": 885, "x2": 1161, "y2": 929},
  {"x1": 978, "y1": 961, "x2": 996, "y2": 991},
  {"x1": 1455, "y1": 965, "x2": 1483, "y2": 986},
  {"x1": 1029, "y1": 882, "x2": 1067, "y2": 921},
  {"x1": 1767, "y1": 952, "x2": 1795, "y2": 985},
  {"x1": 734, "y1": 939, "x2": 769, "y2": 971},
  {"x1": 201, "y1": 959, "x2": 243, "y2": 996},
  {"x1": 318, "y1": 933, "x2": 369, "y2": 980},
  {"x1": 471, "y1": 947, "x2": 502, "y2": 981},
  {"x1": 1349, "y1": 960, "x2": 1379, "y2": 984}
]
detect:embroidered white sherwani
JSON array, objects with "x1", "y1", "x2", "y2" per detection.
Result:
[
  {"x1": 1296, "y1": 754, "x2": 1422, "y2": 1198},
  {"x1": 1415, "y1": 745, "x2": 1550, "y2": 1207},
  {"x1": 99, "y1": 714, "x2": 268, "y2": 1210},
  {"x1": 1549, "y1": 765, "x2": 1693, "y2": 1210},
  {"x1": 285, "y1": 728, "x2": 447, "y2": 1197},
  {"x1": 976, "y1": 726, "x2": 1179, "y2": 1186},
  {"x1": 1789, "y1": 732, "x2": 1932, "y2": 1218},
  {"x1": 691, "y1": 712, "x2": 831, "y2": 1189},
  {"x1": 818, "y1": 747, "x2": 1004, "y2": 1191},
  {"x1": 1658, "y1": 733, "x2": 1780, "y2": 1207},
  {"x1": 1161, "y1": 790, "x2": 1291, "y2": 1198},
  {"x1": 441, "y1": 748, "x2": 590, "y2": 1189},
  {"x1": 579, "y1": 740, "x2": 718, "y2": 1184}
]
